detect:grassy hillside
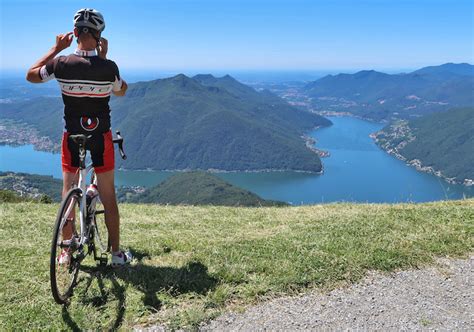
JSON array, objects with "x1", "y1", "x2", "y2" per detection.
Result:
[
  {"x1": 126, "y1": 171, "x2": 287, "y2": 206},
  {"x1": 0, "y1": 200, "x2": 472, "y2": 330},
  {"x1": 373, "y1": 107, "x2": 474, "y2": 184},
  {"x1": 0, "y1": 189, "x2": 32, "y2": 202}
]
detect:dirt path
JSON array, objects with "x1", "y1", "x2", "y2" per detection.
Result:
[{"x1": 200, "y1": 256, "x2": 473, "y2": 331}]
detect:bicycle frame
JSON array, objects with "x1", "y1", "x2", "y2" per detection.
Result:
[
  {"x1": 63, "y1": 131, "x2": 126, "y2": 251},
  {"x1": 78, "y1": 162, "x2": 95, "y2": 247},
  {"x1": 61, "y1": 144, "x2": 96, "y2": 250}
]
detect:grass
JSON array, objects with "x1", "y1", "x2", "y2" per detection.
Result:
[{"x1": 0, "y1": 200, "x2": 472, "y2": 330}]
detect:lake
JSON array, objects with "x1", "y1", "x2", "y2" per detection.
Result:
[{"x1": 0, "y1": 116, "x2": 471, "y2": 204}]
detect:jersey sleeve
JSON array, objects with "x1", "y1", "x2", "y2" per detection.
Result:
[
  {"x1": 110, "y1": 61, "x2": 123, "y2": 92},
  {"x1": 39, "y1": 56, "x2": 62, "y2": 82}
]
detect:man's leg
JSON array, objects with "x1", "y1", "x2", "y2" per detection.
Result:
[
  {"x1": 96, "y1": 169, "x2": 120, "y2": 252},
  {"x1": 62, "y1": 171, "x2": 78, "y2": 196},
  {"x1": 62, "y1": 171, "x2": 78, "y2": 239}
]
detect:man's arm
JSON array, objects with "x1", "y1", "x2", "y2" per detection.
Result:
[
  {"x1": 113, "y1": 80, "x2": 128, "y2": 96},
  {"x1": 98, "y1": 37, "x2": 128, "y2": 97},
  {"x1": 26, "y1": 32, "x2": 73, "y2": 83}
]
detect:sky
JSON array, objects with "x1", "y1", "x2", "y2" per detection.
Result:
[{"x1": 0, "y1": 0, "x2": 473, "y2": 73}]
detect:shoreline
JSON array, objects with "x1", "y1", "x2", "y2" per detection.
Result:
[
  {"x1": 310, "y1": 110, "x2": 387, "y2": 124},
  {"x1": 117, "y1": 167, "x2": 323, "y2": 175},
  {"x1": 0, "y1": 120, "x2": 61, "y2": 153},
  {"x1": 4, "y1": 116, "x2": 470, "y2": 187},
  {"x1": 301, "y1": 126, "x2": 331, "y2": 158},
  {"x1": 1, "y1": 119, "x2": 326, "y2": 174},
  {"x1": 0, "y1": 142, "x2": 323, "y2": 175},
  {"x1": 320, "y1": 114, "x2": 473, "y2": 186},
  {"x1": 371, "y1": 132, "x2": 473, "y2": 187}
]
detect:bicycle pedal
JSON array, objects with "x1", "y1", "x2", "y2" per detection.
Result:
[
  {"x1": 98, "y1": 254, "x2": 108, "y2": 267},
  {"x1": 95, "y1": 210, "x2": 105, "y2": 215}
]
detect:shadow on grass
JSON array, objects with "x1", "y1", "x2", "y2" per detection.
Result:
[
  {"x1": 61, "y1": 268, "x2": 126, "y2": 331},
  {"x1": 61, "y1": 248, "x2": 217, "y2": 330},
  {"x1": 61, "y1": 307, "x2": 80, "y2": 332}
]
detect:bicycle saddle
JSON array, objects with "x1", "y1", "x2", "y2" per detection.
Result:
[{"x1": 68, "y1": 134, "x2": 91, "y2": 146}]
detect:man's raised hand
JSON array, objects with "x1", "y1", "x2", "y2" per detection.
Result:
[
  {"x1": 54, "y1": 32, "x2": 73, "y2": 52},
  {"x1": 97, "y1": 37, "x2": 108, "y2": 59}
]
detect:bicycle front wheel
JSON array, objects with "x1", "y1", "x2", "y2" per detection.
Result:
[
  {"x1": 93, "y1": 201, "x2": 110, "y2": 254},
  {"x1": 50, "y1": 188, "x2": 82, "y2": 304}
]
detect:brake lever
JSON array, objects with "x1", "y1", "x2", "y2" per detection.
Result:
[{"x1": 113, "y1": 130, "x2": 127, "y2": 160}]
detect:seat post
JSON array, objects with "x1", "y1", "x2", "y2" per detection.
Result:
[
  {"x1": 69, "y1": 134, "x2": 89, "y2": 170},
  {"x1": 78, "y1": 144, "x2": 86, "y2": 170}
]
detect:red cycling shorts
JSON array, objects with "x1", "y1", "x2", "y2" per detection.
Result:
[{"x1": 61, "y1": 130, "x2": 115, "y2": 174}]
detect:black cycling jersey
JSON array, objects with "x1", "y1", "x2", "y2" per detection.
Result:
[{"x1": 40, "y1": 49, "x2": 123, "y2": 134}]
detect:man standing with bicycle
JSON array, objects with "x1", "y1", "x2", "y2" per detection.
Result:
[{"x1": 26, "y1": 8, "x2": 132, "y2": 267}]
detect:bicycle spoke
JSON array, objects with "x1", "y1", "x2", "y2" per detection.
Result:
[
  {"x1": 50, "y1": 189, "x2": 82, "y2": 304},
  {"x1": 93, "y1": 202, "x2": 110, "y2": 255},
  {"x1": 63, "y1": 197, "x2": 76, "y2": 223}
]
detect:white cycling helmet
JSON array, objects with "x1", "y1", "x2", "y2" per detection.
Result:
[{"x1": 73, "y1": 8, "x2": 105, "y2": 33}]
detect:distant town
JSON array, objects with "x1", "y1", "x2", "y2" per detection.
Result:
[{"x1": 0, "y1": 119, "x2": 60, "y2": 152}]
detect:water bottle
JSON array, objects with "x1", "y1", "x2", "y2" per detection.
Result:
[{"x1": 86, "y1": 184, "x2": 99, "y2": 215}]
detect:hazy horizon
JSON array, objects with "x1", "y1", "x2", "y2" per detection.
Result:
[
  {"x1": 1, "y1": 0, "x2": 472, "y2": 72},
  {"x1": 1, "y1": 62, "x2": 471, "y2": 83}
]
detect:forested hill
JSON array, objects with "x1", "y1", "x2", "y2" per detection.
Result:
[
  {"x1": 0, "y1": 171, "x2": 62, "y2": 201},
  {"x1": 0, "y1": 171, "x2": 285, "y2": 206},
  {"x1": 109, "y1": 74, "x2": 330, "y2": 172},
  {"x1": 0, "y1": 74, "x2": 331, "y2": 172},
  {"x1": 372, "y1": 107, "x2": 474, "y2": 185},
  {"x1": 125, "y1": 171, "x2": 287, "y2": 206},
  {"x1": 303, "y1": 63, "x2": 474, "y2": 121}
]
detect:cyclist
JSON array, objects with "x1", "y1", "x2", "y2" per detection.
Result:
[{"x1": 26, "y1": 8, "x2": 132, "y2": 266}]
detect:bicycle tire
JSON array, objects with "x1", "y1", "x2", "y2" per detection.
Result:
[
  {"x1": 89, "y1": 171, "x2": 109, "y2": 258},
  {"x1": 92, "y1": 201, "x2": 110, "y2": 258},
  {"x1": 50, "y1": 187, "x2": 82, "y2": 304}
]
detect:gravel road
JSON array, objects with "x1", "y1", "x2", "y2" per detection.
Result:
[{"x1": 200, "y1": 256, "x2": 473, "y2": 331}]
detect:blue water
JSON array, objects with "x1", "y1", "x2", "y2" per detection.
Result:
[
  {"x1": 0, "y1": 144, "x2": 62, "y2": 176},
  {"x1": 0, "y1": 117, "x2": 471, "y2": 204},
  {"x1": 217, "y1": 117, "x2": 472, "y2": 203}
]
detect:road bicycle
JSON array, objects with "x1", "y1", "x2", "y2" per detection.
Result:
[{"x1": 50, "y1": 131, "x2": 127, "y2": 304}]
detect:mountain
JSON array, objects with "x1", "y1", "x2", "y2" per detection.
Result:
[
  {"x1": 0, "y1": 97, "x2": 63, "y2": 141},
  {"x1": 125, "y1": 171, "x2": 287, "y2": 206},
  {"x1": 303, "y1": 63, "x2": 474, "y2": 121},
  {"x1": 109, "y1": 74, "x2": 331, "y2": 172},
  {"x1": 193, "y1": 74, "x2": 258, "y2": 98},
  {"x1": 372, "y1": 107, "x2": 474, "y2": 185},
  {"x1": 0, "y1": 74, "x2": 331, "y2": 172},
  {"x1": 412, "y1": 62, "x2": 474, "y2": 77}
]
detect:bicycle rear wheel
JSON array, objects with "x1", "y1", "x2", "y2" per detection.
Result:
[{"x1": 50, "y1": 188, "x2": 82, "y2": 304}]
